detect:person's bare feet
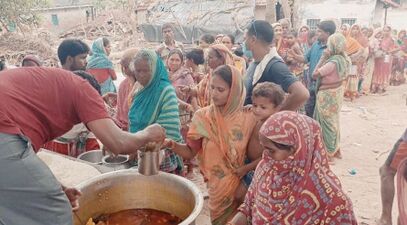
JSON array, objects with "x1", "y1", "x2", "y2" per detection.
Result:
[
  {"x1": 334, "y1": 150, "x2": 343, "y2": 159},
  {"x1": 376, "y1": 217, "x2": 392, "y2": 225},
  {"x1": 328, "y1": 156, "x2": 335, "y2": 165}
]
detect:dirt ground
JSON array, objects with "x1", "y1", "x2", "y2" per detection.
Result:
[
  {"x1": 331, "y1": 83, "x2": 407, "y2": 225},
  {"x1": 190, "y1": 83, "x2": 407, "y2": 225}
]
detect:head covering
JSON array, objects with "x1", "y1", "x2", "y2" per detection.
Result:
[
  {"x1": 195, "y1": 44, "x2": 235, "y2": 108},
  {"x1": 278, "y1": 18, "x2": 291, "y2": 29},
  {"x1": 240, "y1": 111, "x2": 357, "y2": 224},
  {"x1": 210, "y1": 44, "x2": 234, "y2": 66},
  {"x1": 128, "y1": 49, "x2": 173, "y2": 133},
  {"x1": 381, "y1": 25, "x2": 395, "y2": 51},
  {"x1": 86, "y1": 38, "x2": 113, "y2": 69},
  {"x1": 397, "y1": 29, "x2": 406, "y2": 46},
  {"x1": 350, "y1": 24, "x2": 369, "y2": 48},
  {"x1": 298, "y1": 25, "x2": 309, "y2": 44},
  {"x1": 325, "y1": 33, "x2": 352, "y2": 79},
  {"x1": 189, "y1": 65, "x2": 245, "y2": 167},
  {"x1": 22, "y1": 55, "x2": 42, "y2": 67},
  {"x1": 341, "y1": 24, "x2": 362, "y2": 55},
  {"x1": 271, "y1": 22, "x2": 282, "y2": 29},
  {"x1": 341, "y1": 24, "x2": 351, "y2": 36}
]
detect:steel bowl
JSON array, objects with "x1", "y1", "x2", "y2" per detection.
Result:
[
  {"x1": 101, "y1": 154, "x2": 131, "y2": 170},
  {"x1": 77, "y1": 150, "x2": 104, "y2": 164},
  {"x1": 73, "y1": 170, "x2": 204, "y2": 225}
]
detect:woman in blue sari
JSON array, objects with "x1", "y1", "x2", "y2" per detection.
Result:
[
  {"x1": 128, "y1": 49, "x2": 183, "y2": 174},
  {"x1": 87, "y1": 37, "x2": 117, "y2": 95}
]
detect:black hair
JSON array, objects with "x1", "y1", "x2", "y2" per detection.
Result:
[
  {"x1": 287, "y1": 29, "x2": 298, "y2": 38},
  {"x1": 200, "y1": 34, "x2": 215, "y2": 45},
  {"x1": 57, "y1": 39, "x2": 90, "y2": 65},
  {"x1": 252, "y1": 82, "x2": 285, "y2": 106},
  {"x1": 272, "y1": 140, "x2": 293, "y2": 151},
  {"x1": 234, "y1": 45, "x2": 244, "y2": 57},
  {"x1": 167, "y1": 49, "x2": 184, "y2": 63},
  {"x1": 72, "y1": 70, "x2": 101, "y2": 95},
  {"x1": 308, "y1": 29, "x2": 317, "y2": 39},
  {"x1": 185, "y1": 48, "x2": 205, "y2": 65},
  {"x1": 213, "y1": 65, "x2": 232, "y2": 88},
  {"x1": 0, "y1": 57, "x2": 6, "y2": 71},
  {"x1": 102, "y1": 37, "x2": 110, "y2": 47},
  {"x1": 247, "y1": 20, "x2": 274, "y2": 44},
  {"x1": 225, "y1": 34, "x2": 235, "y2": 44},
  {"x1": 317, "y1": 20, "x2": 337, "y2": 35}
]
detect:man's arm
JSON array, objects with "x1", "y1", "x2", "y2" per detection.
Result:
[
  {"x1": 87, "y1": 119, "x2": 165, "y2": 155},
  {"x1": 280, "y1": 81, "x2": 309, "y2": 111},
  {"x1": 266, "y1": 62, "x2": 310, "y2": 111}
]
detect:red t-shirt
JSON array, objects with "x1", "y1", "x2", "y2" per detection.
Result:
[{"x1": 0, "y1": 67, "x2": 110, "y2": 151}]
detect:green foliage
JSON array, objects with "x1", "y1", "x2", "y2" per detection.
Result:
[{"x1": 0, "y1": 0, "x2": 49, "y2": 31}]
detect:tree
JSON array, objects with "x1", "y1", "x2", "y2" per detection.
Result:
[{"x1": 0, "y1": 0, "x2": 49, "y2": 32}]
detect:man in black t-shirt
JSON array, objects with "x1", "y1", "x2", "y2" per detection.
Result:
[{"x1": 243, "y1": 20, "x2": 309, "y2": 110}]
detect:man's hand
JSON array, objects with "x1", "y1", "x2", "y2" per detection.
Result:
[
  {"x1": 63, "y1": 187, "x2": 82, "y2": 211},
  {"x1": 143, "y1": 124, "x2": 166, "y2": 144}
]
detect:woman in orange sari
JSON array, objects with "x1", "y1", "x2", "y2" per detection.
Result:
[
  {"x1": 164, "y1": 65, "x2": 257, "y2": 224},
  {"x1": 194, "y1": 44, "x2": 235, "y2": 108},
  {"x1": 350, "y1": 24, "x2": 369, "y2": 93},
  {"x1": 222, "y1": 34, "x2": 247, "y2": 76},
  {"x1": 341, "y1": 24, "x2": 363, "y2": 100}
]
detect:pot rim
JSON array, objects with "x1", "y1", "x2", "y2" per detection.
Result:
[
  {"x1": 101, "y1": 154, "x2": 129, "y2": 165},
  {"x1": 75, "y1": 170, "x2": 204, "y2": 225}
]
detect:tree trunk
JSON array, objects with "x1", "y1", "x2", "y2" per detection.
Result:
[
  {"x1": 280, "y1": 0, "x2": 292, "y2": 23},
  {"x1": 265, "y1": 0, "x2": 277, "y2": 24}
]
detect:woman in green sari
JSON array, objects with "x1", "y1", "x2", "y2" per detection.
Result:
[
  {"x1": 313, "y1": 33, "x2": 351, "y2": 161},
  {"x1": 128, "y1": 49, "x2": 183, "y2": 174}
]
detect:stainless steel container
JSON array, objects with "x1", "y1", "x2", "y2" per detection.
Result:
[
  {"x1": 138, "y1": 150, "x2": 161, "y2": 175},
  {"x1": 101, "y1": 155, "x2": 131, "y2": 170},
  {"x1": 77, "y1": 150, "x2": 104, "y2": 164},
  {"x1": 73, "y1": 170, "x2": 204, "y2": 225}
]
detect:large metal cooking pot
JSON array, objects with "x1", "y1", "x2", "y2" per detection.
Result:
[{"x1": 73, "y1": 170, "x2": 204, "y2": 225}]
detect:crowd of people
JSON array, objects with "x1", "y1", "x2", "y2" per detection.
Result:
[{"x1": 0, "y1": 18, "x2": 406, "y2": 225}]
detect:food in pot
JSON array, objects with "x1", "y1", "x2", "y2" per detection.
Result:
[{"x1": 86, "y1": 208, "x2": 182, "y2": 225}]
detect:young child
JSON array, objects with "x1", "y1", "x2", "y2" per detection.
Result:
[
  {"x1": 285, "y1": 29, "x2": 304, "y2": 77},
  {"x1": 234, "y1": 82, "x2": 285, "y2": 203}
]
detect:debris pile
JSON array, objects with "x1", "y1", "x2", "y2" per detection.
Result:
[
  {"x1": 59, "y1": 18, "x2": 134, "y2": 40},
  {"x1": 0, "y1": 32, "x2": 58, "y2": 67}
]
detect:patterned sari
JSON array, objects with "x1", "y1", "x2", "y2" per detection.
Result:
[
  {"x1": 169, "y1": 66, "x2": 195, "y2": 138},
  {"x1": 188, "y1": 65, "x2": 256, "y2": 224},
  {"x1": 239, "y1": 111, "x2": 357, "y2": 225},
  {"x1": 343, "y1": 25, "x2": 363, "y2": 99},
  {"x1": 128, "y1": 49, "x2": 183, "y2": 173},
  {"x1": 314, "y1": 33, "x2": 350, "y2": 157},
  {"x1": 372, "y1": 27, "x2": 395, "y2": 92}
]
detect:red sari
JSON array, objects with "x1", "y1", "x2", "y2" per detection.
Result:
[
  {"x1": 239, "y1": 111, "x2": 357, "y2": 225},
  {"x1": 372, "y1": 36, "x2": 395, "y2": 92}
]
